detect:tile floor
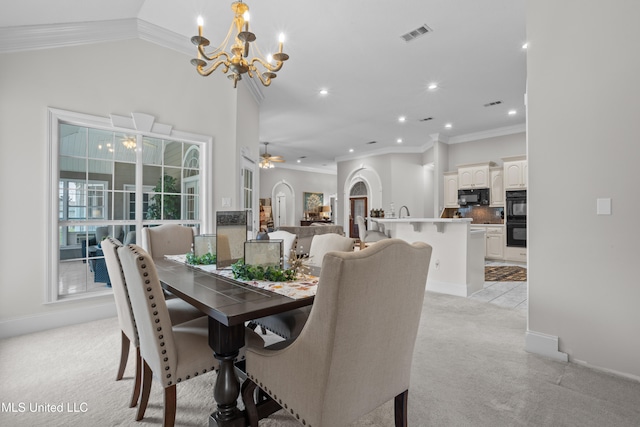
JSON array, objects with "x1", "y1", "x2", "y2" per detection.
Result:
[{"x1": 469, "y1": 260, "x2": 528, "y2": 311}]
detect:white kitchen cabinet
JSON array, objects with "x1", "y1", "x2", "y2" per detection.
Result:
[
  {"x1": 458, "y1": 163, "x2": 492, "y2": 189},
  {"x1": 503, "y1": 156, "x2": 527, "y2": 190},
  {"x1": 471, "y1": 225, "x2": 504, "y2": 260},
  {"x1": 504, "y1": 246, "x2": 527, "y2": 263},
  {"x1": 443, "y1": 172, "x2": 459, "y2": 208},
  {"x1": 485, "y1": 227, "x2": 504, "y2": 259},
  {"x1": 490, "y1": 167, "x2": 504, "y2": 206}
]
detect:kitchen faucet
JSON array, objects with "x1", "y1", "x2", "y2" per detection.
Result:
[{"x1": 399, "y1": 205, "x2": 410, "y2": 218}]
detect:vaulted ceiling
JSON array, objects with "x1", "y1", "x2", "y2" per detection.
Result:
[{"x1": 0, "y1": 0, "x2": 526, "y2": 172}]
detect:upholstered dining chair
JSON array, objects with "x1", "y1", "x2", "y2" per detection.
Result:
[
  {"x1": 242, "y1": 239, "x2": 432, "y2": 427},
  {"x1": 101, "y1": 238, "x2": 206, "y2": 409},
  {"x1": 248, "y1": 233, "x2": 356, "y2": 340},
  {"x1": 141, "y1": 224, "x2": 196, "y2": 259},
  {"x1": 268, "y1": 230, "x2": 297, "y2": 266},
  {"x1": 307, "y1": 233, "x2": 355, "y2": 268},
  {"x1": 356, "y1": 215, "x2": 389, "y2": 249}
]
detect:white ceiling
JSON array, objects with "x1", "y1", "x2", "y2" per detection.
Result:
[{"x1": 0, "y1": 0, "x2": 527, "y2": 172}]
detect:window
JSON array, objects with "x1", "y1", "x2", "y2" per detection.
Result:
[
  {"x1": 49, "y1": 109, "x2": 211, "y2": 302},
  {"x1": 240, "y1": 153, "x2": 257, "y2": 236}
]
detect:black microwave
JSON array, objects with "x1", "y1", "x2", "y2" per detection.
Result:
[{"x1": 458, "y1": 188, "x2": 490, "y2": 206}]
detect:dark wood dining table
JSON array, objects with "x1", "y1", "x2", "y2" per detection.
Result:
[{"x1": 153, "y1": 258, "x2": 315, "y2": 427}]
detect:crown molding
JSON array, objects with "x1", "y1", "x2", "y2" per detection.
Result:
[
  {"x1": 447, "y1": 123, "x2": 526, "y2": 144},
  {"x1": 335, "y1": 144, "x2": 426, "y2": 163},
  {"x1": 267, "y1": 161, "x2": 337, "y2": 175},
  {"x1": 0, "y1": 19, "x2": 138, "y2": 53},
  {"x1": 136, "y1": 19, "x2": 192, "y2": 56}
]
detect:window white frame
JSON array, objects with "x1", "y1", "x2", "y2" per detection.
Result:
[
  {"x1": 240, "y1": 151, "x2": 258, "y2": 238},
  {"x1": 47, "y1": 108, "x2": 213, "y2": 303}
]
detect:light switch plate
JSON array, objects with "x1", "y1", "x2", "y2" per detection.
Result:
[
  {"x1": 222, "y1": 197, "x2": 231, "y2": 208},
  {"x1": 596, "y1": 198, "x2": 611, "y2": 215}
]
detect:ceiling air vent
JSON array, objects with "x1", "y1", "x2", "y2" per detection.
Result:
[
  {"x1": 420, "y1": 117, "x2": 434, "y2": 122},
  {"x1": 484, "y1": 100, "x2": 503, "y2": 107},
  {"x1": 366, "y1": 141, "x2": 377, "y2": 145},
  {"x1": 400, "y1": 24, "x2": 432, "y2": 42}
]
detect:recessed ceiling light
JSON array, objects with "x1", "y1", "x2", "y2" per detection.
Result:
[
  {"x1": 508, "y1": 110, "x2": 517, "y2": 115},
  {"x1": 522, "y1": 42, "x2": 529, "y2": 49},
  {"x1": 398, "y1": 116, "x2": 406, "y2": 123},
  {"x1": 428, "y1": 83, "x2": 438, "y2": 90},
  {"x1": 297, "y1": 159, "x2": 301, "y2": 163},
  {"x1": 444, "y1": 123, "x2": 452, "y2": 129},
  {"x1": 349, "y1": 148, "x2": 354, "y2": 153},
  {"x1": 397, "y1": 138, "x2": 403, "y2": 144},
  {"x1": 319, "y1": 89, "x2": 328, "y2": 95}
]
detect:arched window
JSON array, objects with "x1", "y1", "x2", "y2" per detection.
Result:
[{"x1": 350, "y1": 181, "x2": 368, "y2": 196}]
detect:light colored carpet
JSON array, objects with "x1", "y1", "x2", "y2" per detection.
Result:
[{"x1": 1, "y1": 292, "x2": 639, "y2": 426}]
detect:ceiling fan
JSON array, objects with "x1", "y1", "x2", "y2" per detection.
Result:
[{"x1": 259, "y1": 142, "x2": 285, "y2": 169}]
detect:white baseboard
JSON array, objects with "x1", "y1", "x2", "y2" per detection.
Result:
[
  {"x1": 571, "y1": 358, "x2": 640, "y2": 383},
  {"x1": 0, "y1": 302, "x2": 117, "y2": 339},
  {"x1": 426, "y1": 279, "x2": 469, "y2": 297},
  {"x1": 525, "y1": 330, "x2": 569, "y2": 362}
]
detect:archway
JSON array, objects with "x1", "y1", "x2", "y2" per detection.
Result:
[
  {"x1": 271, "y1": 180, "x2": 295, "y2": 228},
  {"x1": 342, "y1": 165, "x2": 383, "y2": 238}
]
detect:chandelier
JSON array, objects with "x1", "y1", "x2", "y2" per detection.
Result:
[
  {"x1": 122, "y1": 136, "x2": 137, "y2": 150},
  {"x1": 259, "y1": 158, "x2": 275, "y2": 169},
  {"x1": 190, "y1": 1, "x2": 289, "y2": 88}
]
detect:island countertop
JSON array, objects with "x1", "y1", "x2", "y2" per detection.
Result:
[
  {"x1": 370, "y1": 217, "x2": 472, "y2": 223},
  {"x1": 366, "y1": 216, "x2": 484, "y2": 297}
]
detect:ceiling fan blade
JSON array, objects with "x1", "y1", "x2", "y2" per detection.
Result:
[{"x1": 270, "y1": 158, "x2": 285, "y2": 162}]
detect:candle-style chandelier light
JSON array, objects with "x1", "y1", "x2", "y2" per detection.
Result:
[{"x1": 190, "y1": 1, "x2": 289, "y2": 88}]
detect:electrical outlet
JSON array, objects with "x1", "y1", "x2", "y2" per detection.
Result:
[{"x1": 434, "y1": 259, "x2": 440, "y2": 269}]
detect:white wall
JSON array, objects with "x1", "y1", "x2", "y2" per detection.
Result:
[
  {"x1": 337, "y1": 153, "x2": 425, "y2": 226},
  {"x1": 259, "y1": 167, "x2": 337, "y2": 225},
  {"x1": 527, "y1": 0, "x2": 640, "y2": 379},
  {"x1": 0, "y1": 39, "x2": 258, "y2": 335},
  {"x1": 447, "y1": 132, "x2": 526, "y2": 170}
]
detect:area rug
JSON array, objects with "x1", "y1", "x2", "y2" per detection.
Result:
[{"x1": 485, "y1": 265, "x2": 527, "y2": 281}]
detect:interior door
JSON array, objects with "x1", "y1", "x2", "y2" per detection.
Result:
[
  {"x1": 349, "y1": 197, "x2": 367, "y2": 238},
  {"x1": 275, "y1": 192, "x2": 287, "y2": 228}
]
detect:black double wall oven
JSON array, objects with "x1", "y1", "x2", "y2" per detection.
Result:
[{"x1": 506, "y1": 190, "x2": 527, "y2": 247}]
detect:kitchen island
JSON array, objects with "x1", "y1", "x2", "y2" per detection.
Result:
[{"x1": 370, "y1": 218, "x2": 485, "y2": 297}]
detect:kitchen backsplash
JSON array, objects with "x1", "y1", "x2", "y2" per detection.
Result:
[{"x1": 441, "y1": 206, "x2": 504, "y2": 224}]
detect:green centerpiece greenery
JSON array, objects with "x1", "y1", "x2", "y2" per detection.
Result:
[
  {"x1": 231, "y1": 259, "x2": 296, "y2": 282},
  {"x1": 185, "y1": 252, "x2": 216, "y2": 265}
]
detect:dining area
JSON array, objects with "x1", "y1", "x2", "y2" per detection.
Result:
[{"x1": 101, "y1": 216, "x2": 434, "y2": 427}]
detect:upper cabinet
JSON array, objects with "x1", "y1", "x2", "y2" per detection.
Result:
[
  {"x1": 458, "y1": 162, "x2": 494, "y2": 189},
  {"x1": 444, "y1": 172, "x2": 459, "y2": 208},
  {"x1": 503, "y1": 156, "x2": 527, "y2": 190},
  {"x1": 490, "y1": 167, "x2": 504, "y2": 206}
]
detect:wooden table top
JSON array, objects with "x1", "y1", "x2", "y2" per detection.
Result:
[{"x1": 154, "y1": 258, "x2": 314, "y2": 326}]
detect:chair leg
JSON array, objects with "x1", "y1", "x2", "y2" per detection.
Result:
[
  {"x1": 241, "y1": 379, "x2": 259, "y2": 427},
  {"x1": 116, "y1": 331, "x2": 130, "y2": 381},
  {"x1": 163, "y1": 384, "x2": 177, "y2": 427},
  {"x1": 394, "y1": 389, "x2": 408, "y2": 427},
  {"x1": 129, "y1": 348, "x2": 142, "y2": 408},
  {"x1": 136, "y1": 360, "x2": 152, "y2": 421}
]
